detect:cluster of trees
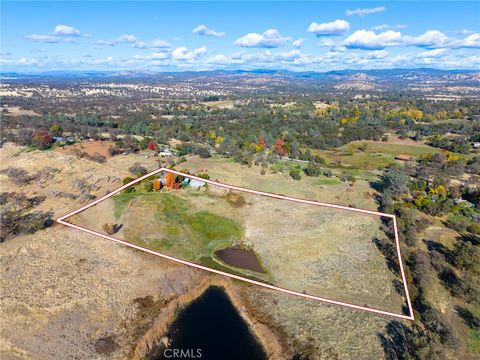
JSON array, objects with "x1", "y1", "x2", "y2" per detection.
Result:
[
  {"x1": 429, "y1": 135, "x2": 472, "y2": 154},
  {"x1": 4, "y1": 97, "x2": 478, "y2": 164},
  {"x1": 378, "y1": 152, "x2": 479, "y2": 357}
]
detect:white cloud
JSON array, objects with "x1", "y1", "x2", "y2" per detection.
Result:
[
  {"x1": 95, "y1": 40, "x2": 115, "y2": 46},
  {"x1": 6, "y1": 45, "x2": 480, "y2": 71},
  {"x1": 133, "y1": 39, "x2": 171, "y2": 49},
  {"x1": 206, "y1": 49, "x2": 308, "y2": 67},
  {"x1": 234, "y1": 29, "x2": 290, "y2": 48},
  {"x1": 25, "y1": 24, "x2": 85, "y2": 43},
  {"x1": 293, "y1": 38, "x2": 304, "y2": 48},
  {"x1": 408, "y1": 30, "x2": 449, "y2": 48},
  {"x1": 24, "y1": 34, "x2": 61, "y2": 43},
  {"x1": 316, "y1": 38, "x2": 339, "y2": 47},
  {"x1": 54, "y1": 24, "x2": 81, "y2": 36},
  {"x1": 457, "y1": 28, "x2": 475, "y2": 35},
  {"x1": 307, "y1": 20, "x2": 350, "y2": 36},
  {"x1": 371, "y1": 24, "x2": 407, "y2": 31},
  {"x1": 454, "y1": 33, "x2": 480, "y2": 48},
  {"x1": 97, "y1": 35, "x2": 171, "y2": 50},
  {"x1": 346, "y1": 7, "x2": 386, "y2": 17},
  {"x1": 114, "y1": 34, "x2": 137, "y2": 44},
  {"x1": 150, "y1": 39, "x2": 171, "y2": 48},
  {"x1": 18, "y1": 57, "x2": 40, "y2": 65},
  {"x1": 134, "y1": 51, "x2": 170, "y2": 61},
  {"x1": 343, "y1": 29, "x2": 480, "y2": 50},
  {"x1": 345, "y1": 30, "x2": 402, "y2": 50},
  {"x1": 193, "y1": 25, "x2": 225, "y2": 37},
  {"x1": 172, "y1": 46, "x2": 207, "y2": 60},
  {"x1": 417, "y1": 48, "x2": 446, "y2": 58}
]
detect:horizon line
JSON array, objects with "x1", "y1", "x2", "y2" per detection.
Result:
[{"x1": 2, "y1": 66, "x2": 479, "y2": 76}]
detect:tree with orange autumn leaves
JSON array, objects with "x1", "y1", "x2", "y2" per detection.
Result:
[
  {"x1": 274, "y1": 138, "x2": 288, "y2": 156},
  {"x1": 152, "y1": 178, "x2": 161, "y2": 191},
  {"x1": 165, "y1": 173, "x2": 177, "y2": 188}
]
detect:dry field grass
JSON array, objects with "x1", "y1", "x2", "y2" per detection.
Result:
[
  {"x1": 200, "y1": 100, "x2": 234, "y2": 109},
  {"x1": 0, "y1": 144, "x2": 128, "y2": 219},
  {"x1": 0, "y1": 226, "x2": 206, "y2": 359},
  {"x1": 1, "y1": 106, "x2": 39, "y2": 116},
  {"x1": 182, "y1": 156, "x2": 380, "y2": 211},
  {"x1": 1, "y1": 145, "x2": 405, "y2": 359},
  {"x1": 0, "y1": 144, "x2": 205, "y2": 358},
  {"x1": 69, "y1": 176, "x2": 405, "y2": 315}
]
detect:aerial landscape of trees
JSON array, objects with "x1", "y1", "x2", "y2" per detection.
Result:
[{"x1": 1, "y1": 74, "x2": 479, "y2": 359}]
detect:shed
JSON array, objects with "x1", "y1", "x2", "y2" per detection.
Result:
[{"x1": 395, "y1": 154, "x2": 413, "y2": 161}]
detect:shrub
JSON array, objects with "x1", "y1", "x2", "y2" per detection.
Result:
[
  {"x1": 404, "y1": 226, "x2": 418, "y2": 246},
  {"x1": 122, "y1": 177, "x2": 134, "y2": 193},
  {"x1": 108, "y1": 146, "x2": 121, "y2": 156},
  {"x1": 15, "y1": 211, "x2": 53, "y2": 237},
  {"x1": 194, "y1": 146, "x2": 211, "y2": 158},
  {"x1": 49, "y1": 124, "x2": 63, "y2": 136},
  {"x1": 129, "y1": 163, "x2": 148, "y2": 176},
  {"x1": 102, "y1": 223, "x2": 121, "y2": 235},
  {"x1": 467, "y1": 223, "x2": 480, "y2": 235},
  {"x1": 409, "y1": 179, "x2": 427, "y2": 192},
  {"x1": 304, "y1": 162, "x2": 321, "y2": 177},
  {"x1": 312, "y1": 155, "x2": 326, "y2": 164},
  {"x1": 143, "y1": 181, "x2": 153, "y2": 192},
  {"x1": 0, "y1": 167, "x2": 34, "y2": 185},
  {"x1": 226, "y1": 192, "x2": 246, "y2": 208},
  {"x1": 289, "y1": 169, "x2": 302, "y2": 180},
  {"x1": 88, "y1": 153, "x2": 106, "y2": 163},
  {"x1": 196, "y1": 172, "x2": 210, "y2": 180},
  {"x1": 445, "y1": 216, "x2": 470, "y2": 233},
  {"x1": 31, "y1": 131, "x2": 53, "y2": 150},
  {"x1": 122, "y1": 177, "x2": 134, "y2": 185}
]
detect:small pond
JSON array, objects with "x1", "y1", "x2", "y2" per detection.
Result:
[{"x1": 215, "y1": 247, "x2": 264, "y2": 273}]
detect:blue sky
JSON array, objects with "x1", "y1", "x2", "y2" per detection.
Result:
[{"x1": 1, "y1": 1, "x2": 479, "y2": 72}]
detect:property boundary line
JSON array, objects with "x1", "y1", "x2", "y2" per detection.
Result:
[{"x1": 57, "y1": 167, "x2": 415, "y2": 321}]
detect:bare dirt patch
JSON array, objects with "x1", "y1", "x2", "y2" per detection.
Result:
[{"x1": 56, "y1": 140, "x2": 116, "y2": 159}]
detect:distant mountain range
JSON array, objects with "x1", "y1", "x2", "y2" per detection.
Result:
[
  {"x1": 2, "y1": 68, "x2": 479, "y2": 96},
  {"x1": 2, "y1": 68, "x2": 479, "y2": 79}
]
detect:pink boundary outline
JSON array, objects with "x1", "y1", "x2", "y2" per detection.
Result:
[{"x1": 57, "y1": 167, "x2": 414, "y2": 321}]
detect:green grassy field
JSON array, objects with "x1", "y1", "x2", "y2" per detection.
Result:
[
  {"x1": 343, "y1": 141, "x2": 443, "y2": 157},
  {"x1": 113, "y1": 191, "x2": 242, "y2": 261},
  {"x1": 316, "y1": 141, "x2": 473, "y2": 170}
]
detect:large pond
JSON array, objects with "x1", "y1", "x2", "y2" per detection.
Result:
[
  {"x1": 151, "y1": 286, "x2": 266, "y2": 360},
  {"x1": 214, "y1": 247, "x2": 264, "y2": 273}
]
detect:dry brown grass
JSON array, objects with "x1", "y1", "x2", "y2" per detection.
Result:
[
  {"x1": 0, "y1": 145, "x2": 404, "y2": 359},
  {"x1": 71, "y1": 183, "x2": 404, "y2": 314}
]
